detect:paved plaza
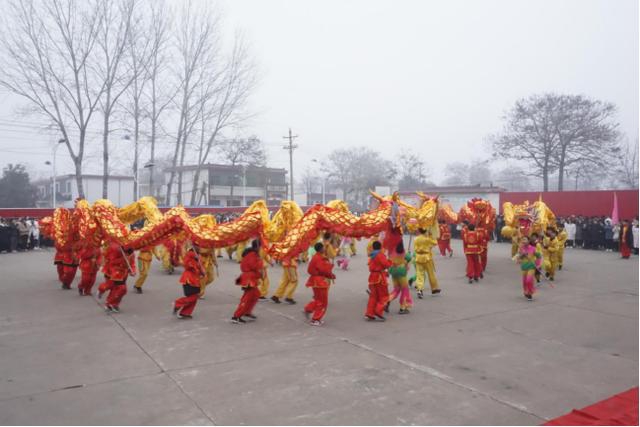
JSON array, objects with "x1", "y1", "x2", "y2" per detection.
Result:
[{"x1": 0, "y1": 240, "x2": 637, "y2": 425}]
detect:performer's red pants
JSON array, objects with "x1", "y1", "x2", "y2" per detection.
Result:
[
  {"x1": 621, "y1": 242, "x2": 632, "y2": 258},
  {"x1": 174, "y1": 285, "x2": 200, "y2": 317},
  {"x1": 78, "y1": 267, "x2": 98, "y2": 295},
  {"x1": 98, "y1": 279, "x2": 114, "y2": 296},
  {"x1": 233, "y1": 286, "x2": 260, "y2": 318},
  {"x1": 437, "y1": 239, "x2": 452, "y2": 256},
  {"x1": 56, "y1": 264, "x2": 64, "y2": 282},
  {"x1": 61, "y1": 265, "x2": 77, "y2": 287},
  {"x1": 465, "y1": 254, "x2": 482, "y2": 279},
  {"x1": 305, "y1": 287, "x2": 329, "y2": 321},
  {"x1": 365, "y1": 283, "x2": 389, "y2": 318},
  {"x1": 106, "y1": 283, "x2": 127, "y2": 308}
]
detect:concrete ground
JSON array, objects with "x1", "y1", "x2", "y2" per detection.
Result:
[{"x1": 0, "y1": 240, "x2": 637, "y2": 425}]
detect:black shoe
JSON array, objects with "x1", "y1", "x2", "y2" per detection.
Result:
[
  {"x1": 398, "y1": 308, "x2": 408, "y2": 315},
  {"x1": 244, "y1": 314, "x2": 257, "y2": 320},
  {"x1": 231, "y1": 317, "x2": 246, "y2": 324},
  {"x1": 134, "y1": 287, "x2": 142, "y2": 294},
  {"x1": 468, "y1": 278, "x2": 473, "y2": 284},
  {"x1": 432, "y1": 289, "x2": 441, "y2": 295},
  {"x1": 417, "y1": 290, "x2": 423, "y2": 299},
  {"x1": 259, "y1": 296, "x2": 267, "y2": 300},
  {"x1": 480, "y1": 273, "x2": 484, "y2": 279},
  {"x1": 474, "y1": 278, "x2": 479, "y2": 282},
  {"x1": 384, "y1": 302, "x2": 390, "y2": 313},
  {"x1": 545, "y1": 272, "x2": 550, "y2": 278},
  {"x1": 271, "y1": 296, "x2": 281, "y2": 304},
  {"x1": 62, "y1": 284, "x2": 71, "y2": 290},
  {"x1": 525, "y1": 294, "x2": 532, "y2": 301},
  {"x1": 78, "y1": 288, "x2": 83, "y2": 295},
  {"x1": 179, "y1": 314, "x2": 192, "y2": 319},
  {"x1": 285, "y1": 298, "x2": 297, "y2": 305},
  {"x1": 408, "y1": 278, "x2": 415, "y2": 287},
  {"x1": 558, "y1": 265, "x2": 562, "y2": 270},
  {"x1": 449, "y1": 252, "x2": 453, "y2": 258},
  {"x1": 375, "y1": 315, "x2": 386, "y2": 321}
]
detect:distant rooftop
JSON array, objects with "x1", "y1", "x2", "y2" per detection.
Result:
[{"x1": 164, "y1": 163, "x2": 287, "y2": 173}]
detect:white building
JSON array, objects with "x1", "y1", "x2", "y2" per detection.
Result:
[{"x1": 35, "y1": 174, "x2": 135, "y2": 208}]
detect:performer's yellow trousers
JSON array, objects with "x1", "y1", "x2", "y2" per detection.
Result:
[
  {"x1": 558, "y1": 248, "x2": 565, "y2": 267},
  {"x1": 134, "y1": 259, "x2": 151, "y2": 289},
  {"x1": 274, "y1": 267, "x2": 298, "y2": 299},
  {"x1": 511, "y1": 241, "x2": 519, "y2": 257},
  {"x1": 415, "y1": 261, "x2": 439, "y2": 292},
  {"x1": 199, "y1": 263, "x2": 215, "y2": 296},
  {"x1": 259, "y1": 269, "x2": 270, "y2": 297}
]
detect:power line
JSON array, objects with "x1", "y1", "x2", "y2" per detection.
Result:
[{"x1": 282, "y1": 128, "x2": 298, "y2": 200}]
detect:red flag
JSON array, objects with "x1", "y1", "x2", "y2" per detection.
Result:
[{"x1": 611, "y1": 192, "x2": 620, "y2": 225}]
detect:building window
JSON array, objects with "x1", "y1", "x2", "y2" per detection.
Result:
[
  {"x1": 210, "y1": 199, "x2": 221, "y2": 206},
  {"x1": 227, "y1": 199, "x2": 241, "y2": 207},
  {"x1": 66, "y1": 181, "x2": 71, "y2": 193}
]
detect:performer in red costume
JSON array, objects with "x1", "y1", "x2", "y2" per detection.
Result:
[
  {"x1": 59, "y1": 244, "x2": 79, "y2": 290},
  {"x1": 303, "y1": 242, "x2": 336, "y2": 326},
  {"x1": 365, "y1": 240, "x2": 392, "y2": 321},
  {"x1": 104, "y1": 245, "x2": 136, "y2": 313},
  {"x1": 437, "y1": 220, "x2": 453, "y2": 257},
  {"x1": 77, "y1": 243, "x2": 102, "y2": 296},
  {"x1": 53, "y1": 243, "x2": 66, "y2": 283},
  {"x1": 461, "y1": 223, "x2": 482, "y2": 284},
  {"x1": 173, "y1": 245, "x2": 205, "y2": 319},
  {"x1": 231, "y1": 240, "x2": 263, "y2": 324}
]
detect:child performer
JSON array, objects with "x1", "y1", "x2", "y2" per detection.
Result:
[
  {"x1": 303, "y1": 242, "x2": 336, "y2": 326},
  {"x1": 173, "y1": 245, "x2": 205, "y2": 319},
  {"x1": 232, "y1": 241, "x2": 263, "y2": 323},
  {"x1": 515, "y1": 236, "x2": 540, "y2": 301},
  {"x1": 542, "y1": 229, "x2": 559, "y2": 281},
  {"x1": 437, "y1": 220, "x2": 453, "y2": 257},
  {"x1": 556, "y1": 224, "x2": 568, "y2": 270},
  {"x1": 414, "y1": 228, "x2": 441, "y2": 298},
  {"x1": 104, "y1": 246, "x2": 136, "y2": 313},
  {"x1": 461, "y1": 223, "x2": 482, "y2": 284},
  {"x1": 365, "y1": 241, "x2": 392, "y2": 321},
  {"x1": 388, "y1": 242, "x2": 413, "y2": 314}
]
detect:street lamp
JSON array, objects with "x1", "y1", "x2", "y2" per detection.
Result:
[
  {"x1": 49, "y1": 138, "x2": 66, "y2": 208},
  {"x1": 144, "y1": 162, "x2": 155, "y2": 197},
  {"x1": 311, "y1": 159, "x2": 326, "y2": 204}
]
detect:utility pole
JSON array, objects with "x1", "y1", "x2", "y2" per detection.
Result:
[{"x1": 282, "y1": 128, "x2": 298, "y2": 201}]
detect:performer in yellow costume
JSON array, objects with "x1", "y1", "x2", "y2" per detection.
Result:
[
  {"x1": 542, "y1": 229, "x2": 560, "y2": 281},
  {"x1": 413, "y1": 228, "x2": 440, "y2": 299},
  {"x1": 272, "y1": 257, "x2": 298, "y2": 304},
  {"x1": 556, "y1": 224, "x2": 568, "y2": 270},
  {"x1": 133, "y1": 245, "x2": 153, "y2": 293},
  {"x1": 258, "y1": 244, "x2": 273, "y2": 299},
  {"x1": 198, "y1": 246, "x2": 217, "y2": 298}
]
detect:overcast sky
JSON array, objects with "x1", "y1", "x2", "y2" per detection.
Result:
[{"x1": 0, "y1": 0, "x2": 637, "y2": 183}]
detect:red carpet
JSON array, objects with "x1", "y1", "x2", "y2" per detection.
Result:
[{"x1": 544, "y1": 388, "x2": 638, "y2": 426}]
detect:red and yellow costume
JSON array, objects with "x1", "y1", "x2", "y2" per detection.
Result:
[
  {"x1": 303, "y1": 252, "x2": 336, "y2": 322},
  {"x1": 437, "y1": 223, "x2": 453, "y2": 257},
  {"x1": 77, "y1": 244, "x2": 102, "y2": 295},
  {"x1": 258, "y1": 247, "x2": 272, "y2": 298},
  {"x1": 365, "y1": 250, "x2": 392, "y2": 319},
  {"x1": 173, "y1": 249, "x2": 205, "y2": 317},
  {"x1": 134, "y1": 246, "x2": 154, "y2": 291},
  {"x1": 104, "y1": 244, "x2": 136, "y2": 311},
  {"x1": 461, "y1": 226, "x2": 482, "y2": 281},
  {"x1": 233, "y1": 249, "x2": 264, "y2": 319}
]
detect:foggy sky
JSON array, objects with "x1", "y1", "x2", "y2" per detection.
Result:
[{"x1": 0, "y1": 0, "x2": 637, "y2": 184}]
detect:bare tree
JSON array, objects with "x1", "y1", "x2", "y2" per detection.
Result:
[
  {"x1": 442, "y1": 162, "x2": 470, "y2": 186},
  {"x1": 165, "y1": 1, "x2": 219, "y2": 205},
  {"x1": 0, "y1": 0, "x2": 105, "y2": 198},
  {"x1": 494, "y1": 166, "x2": 531, "y2": 191},
  {"x1": 145, "y1": 2, "x2": 173, "y2": 200},
  {"x1": 188, "y1": 36, "x2": 257, "y2": 205},
  {"x1": 216, "y1": 136, "x2": 266, "y2": 198},
  {"x1": 397, "y1": 148, "x2": 431, "y2": 191},
  {"x1": 95, "y1": 0, "x2": 137, "y2": 198},
  {"x1": 614, "y1": 138, "x2": 638, "y2": 189},
  {"x1": 492, "y1": 93, "x2": 620, "y2": 191},
  {"x1": 551, "y1": 95, "x2": 620, "y2": 190}
]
